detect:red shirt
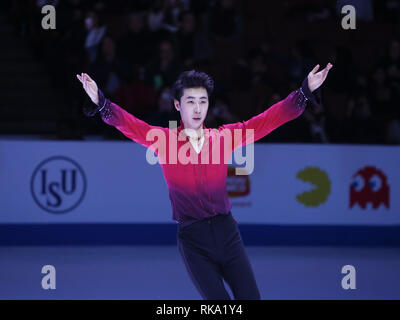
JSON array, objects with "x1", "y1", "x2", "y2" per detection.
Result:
[{"x1": 100, "y1": 88, "x2": 309, "y2": 226}]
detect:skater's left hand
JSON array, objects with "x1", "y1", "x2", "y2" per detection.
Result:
[{"x1": 307, "y1": 63, "x2": 333, "y2": 92}]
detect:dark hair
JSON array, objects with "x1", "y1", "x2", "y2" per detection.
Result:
[{"x1": 171, "y1": 70, "x2": 214, "y2": 102}]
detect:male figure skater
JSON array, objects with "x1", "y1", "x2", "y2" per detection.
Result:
[{"x1": 77, "y1": 63, "x2": 332, "y2": 300}]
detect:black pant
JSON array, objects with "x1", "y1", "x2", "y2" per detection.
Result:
[{"x1": 177, "y1": 212, "x2": 261, "y2": 300}]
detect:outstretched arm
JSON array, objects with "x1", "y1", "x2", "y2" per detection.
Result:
[
  {"x1": 77, "y1": 73, "x2": 165, "y2": 150},
  {"x1": 219, "y1": 63, "x2": 333, "y2": 149}
]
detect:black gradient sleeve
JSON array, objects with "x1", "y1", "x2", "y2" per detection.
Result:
[
  {"x1": 299, "y1": 76, "x2": 322, "y2": 108},
  {"x1": 82, "y1": 88, "x2": 111, "y2": 117}
]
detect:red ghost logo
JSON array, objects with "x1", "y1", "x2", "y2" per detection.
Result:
[{"x1": 349, "y1": 166, "x2": 390, "y2": 209}]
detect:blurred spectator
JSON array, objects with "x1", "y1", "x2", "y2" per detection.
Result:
[
  {"x1": 287, "y1": 41, "x2": 317, "y2": 83},
  {"x1": 60, "y1": 1, "x2": 87, "y2": 92},
  {"x1": 258, "y1": 40, "x2": 289, "y2": 68},
  {"x1": 386, "y1": 118, "x2": 400, "y2": 144},
  {"x1": 89, "y1": 35, "x2": 131, "y2": 97},
  {"x1": 146, "y1": 39, "x2": 183, "y2": 90},
  {"x1": 147, "y1": 0, "x2": 165, "y2": 32},
  {"x1": 175, "y1": 10, "x2": 197, "y2": 67},
  {"x1": 336, "y1": 0, "x2": 374, "y2": 21},
  {"x1": 84, "y1": 10, "x2": 107, "y2": 62},
  {"x1": 373, "y1": 0, "x2": 400, "y2": 23},
  {"x1": 343, "y1": 93, "x2": 381, "y2": 144},
  {"x1": 206, "y1": 95, "x2": 239, "y2": 128},
  {"x1": 325, "y1": 46, "x2": 356, "y2": 93},
  {"x1": 147, "y1": 0, "x2": 183, "y2": 34},
  {"x1": 231, "y1": 48, "x2": 275, "y2": 91},
  {"x1": 162, "y1": 0, "x2": 183, "y2": 32},
  {"x1": 147, "y1": 86, "x2": 180, "y2": 127},
  {"x1": 113, "y1": 66, "x2": 157, "y2": 120},
  {"x1": 286, "y1": 1, "x2": 335, "y2": 22},
  {"x1": 353, "y1": 74, "x2": 369, "y2": 95},
  {"x1": 175, "y1": 10, "x2": 213, "y2": 67},
  {"x1": 368, "y1": 67, "x2": 396, "y2": 118},
  {"x1": 56, "y1": 118, "x2": 83, "y2": 140},
  {"x1": 384, "y1": 40, "x2": 400, "y2": 76},
  {"x1": 381, "y1": 40, "x2": 400, "y2": 107},
  {"x1": 302, "y1": 105, "x2": 330, "y2": 143},
  {"x1": 176, "y1": 11, "x2": 196, "y2": 68},
  {"x1": 209, "y1": 0, "x2": 243, "y2": 41},
  {"x1": 117, "y1": 11, "x2": 157, "y2": 68},
  {"x1": 10, "y1": 0, "x2": 31, "y2": 37},
  {"x1": 246, "y1": 40, "x2": 290, "y2": 91},
  {"x1": 247, "y1": 49, "x2": 273, "y2": 87},
  {"x1": 61, "y1": 1, "x2": 86, "y2": 62}
]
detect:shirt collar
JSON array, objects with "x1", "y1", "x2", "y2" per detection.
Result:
[{"x1": 177, "y1": 120, "x2": 207, "y2": 139}]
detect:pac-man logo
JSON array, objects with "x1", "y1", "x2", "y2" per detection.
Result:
[
  {"x1": 227, "y1": 166, "x2": 250, "y2": 198},
  {"x1": 350, "y1": 166, "x2": 390, "y2": 209},
  {"x1": 296, "y1": 167, "x2": 331, "y2": 207}
]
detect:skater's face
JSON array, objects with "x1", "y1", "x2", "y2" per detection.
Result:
[{"x1": 174, "y1": 87, "x2": 209, "y2": 131}]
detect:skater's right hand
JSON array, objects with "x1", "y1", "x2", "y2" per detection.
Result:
[{"x1": 76, "y1": 73, "x2": 99, "y2": 105}]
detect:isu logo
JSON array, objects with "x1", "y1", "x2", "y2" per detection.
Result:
[
  {"x1": 350, "y1": 166, "x2": 390, "y2": 209},
  {"x1": 30, "y1": 156, "x2": 87, "y2": 213},
  {"x1": 227, "y1": 166, "x2": 250, "y2": 197}
]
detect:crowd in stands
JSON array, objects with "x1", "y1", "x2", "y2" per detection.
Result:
[{"x1": 6, "y1": 0, "x2": 400, "y2": 144}]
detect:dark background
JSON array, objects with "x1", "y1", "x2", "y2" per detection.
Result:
[{"x1": 1, "y1": 0, "x2": 399, "y2": 144}]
